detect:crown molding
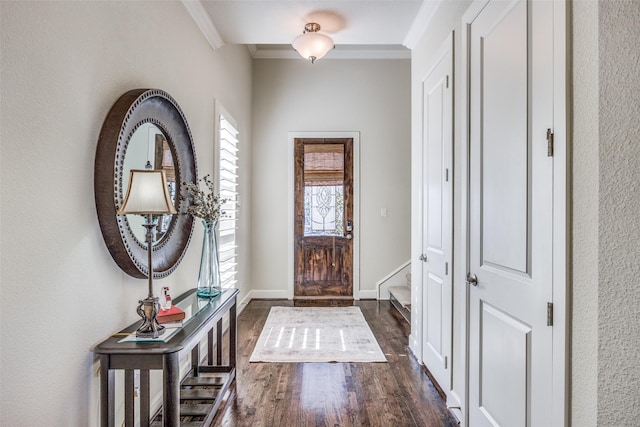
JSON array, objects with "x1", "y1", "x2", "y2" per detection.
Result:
[
  {"x1": 403, "y1": 0, "x2": 443, "y2": 49},
  {"x1": 181, "y1": 0, "x2": 224, "y2": 50},
  {"x1": 252, "y1": 47, "x2": 411, "y2": 60}
]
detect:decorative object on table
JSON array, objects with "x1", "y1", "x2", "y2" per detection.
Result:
[
  {"x1": 161, "y1": 286, "x2": 172, "y2": 310},
  {"x1": 182, "y1": 174, "x2": 228, "y2": 298},
  {"x1": 157, "y1": 305, "x2": 185, "y2": 324},
  {"x1": 118, "y1": 169, "x2": 177, "y2": 338}
]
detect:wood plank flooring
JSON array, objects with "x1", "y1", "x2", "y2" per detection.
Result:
[{"x1": 209, "y1": 299, "x2": 458, "y2": 427}]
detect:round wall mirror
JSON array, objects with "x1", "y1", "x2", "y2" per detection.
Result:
[
  {"x1": 122, "y1": 123, "x2": 177, "y2": 244},
  {"x1": 95, "y1": 89, "x2": 197, "y2": 278}
]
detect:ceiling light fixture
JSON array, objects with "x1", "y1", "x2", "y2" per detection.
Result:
[{"x1": 292, "y1": 23, "x2": 334, "y2": 63}]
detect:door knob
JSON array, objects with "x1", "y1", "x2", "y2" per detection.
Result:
[
  {"x1": 419, "y1": 254, "x2": 428, "y2": 262},
  {"x1": 466, "y1": 273, "x2": 478, "y2": 286}
]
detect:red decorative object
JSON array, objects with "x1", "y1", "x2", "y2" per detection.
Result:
[{"x1": 157, "y1": 306, "x2": 185, "y2": 324}]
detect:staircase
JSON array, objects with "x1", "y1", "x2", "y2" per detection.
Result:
[{"x1": 388, "y1": 273, "x2": 411, "y2": 323}]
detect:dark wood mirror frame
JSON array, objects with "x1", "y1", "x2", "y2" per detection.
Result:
[{"x1": 95, "y1": 89, "x2": 197, "y2": 278}]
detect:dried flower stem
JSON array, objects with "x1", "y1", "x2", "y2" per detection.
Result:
[{"x1": 182, "y1": 174, "x2": 228, "y2": 222}]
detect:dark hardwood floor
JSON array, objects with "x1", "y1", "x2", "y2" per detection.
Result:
[{"x1": 209, "y1": 299, "x2": 458, "y2": 427}]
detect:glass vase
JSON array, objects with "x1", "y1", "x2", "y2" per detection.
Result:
[{"x1": 196, "y1": 219, "x2": 222, "y2": 298}]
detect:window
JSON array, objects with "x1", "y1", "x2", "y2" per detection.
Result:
[
  {"x1": 217, "y1": 109, "x2": 239, "y2": 289},
  {"x1": 303, "y1": 143, "x2": 345, "y2": 236}
]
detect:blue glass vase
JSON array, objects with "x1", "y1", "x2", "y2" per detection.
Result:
[{"x1": 196, "y1": 219, "x2": 222, "y2": 298}]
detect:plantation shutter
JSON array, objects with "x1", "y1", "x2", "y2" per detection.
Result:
[{"x1": 218, "y1": 114, "x2": 239, "y2": 289}]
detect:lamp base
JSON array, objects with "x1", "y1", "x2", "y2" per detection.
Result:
[{"x1": 136, "y1": 295, "x2": 165, "y2": 338}]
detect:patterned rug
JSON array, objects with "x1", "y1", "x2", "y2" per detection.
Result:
[{"x1": 249, "y1": 306, "x2": 387, "y2": 363}]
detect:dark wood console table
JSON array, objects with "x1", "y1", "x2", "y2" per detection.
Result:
[{"x1": 94, "y1": 287, "x2": 239, "y2": 427}]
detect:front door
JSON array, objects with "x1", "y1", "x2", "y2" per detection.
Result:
[
  {"x1": 294, "y1": 138, "x2": 353, "y2": 298},
  {"x1": 468, "y1": 0, "x2": 554, "y2": 426}
]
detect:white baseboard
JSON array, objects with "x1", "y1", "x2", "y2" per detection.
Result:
[
  {"x1": 358, "y1": 290, "x2": 377, "y2": 300},
  {"x1": 245, "y1": 289, "x2": 289, "y2": 300},
  {"x1": 240, "y1": 289, "x2": 378, "y2": 306},
  {"x1": 408, "y1": 334, "x2": 421, "y2": 362}
]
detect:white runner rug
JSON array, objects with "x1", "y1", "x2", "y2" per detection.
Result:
[{"x1": 249, "y1": 306, "x2": 387, "y2": 363}]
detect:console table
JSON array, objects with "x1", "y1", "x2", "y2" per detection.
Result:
[{"x1": 94, "y1": 287, "x2": 239, "y2": 427}]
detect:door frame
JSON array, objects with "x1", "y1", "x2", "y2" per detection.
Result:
[
  {"x1": 459, "y1": 1, "x2": 568, "y2": 426},
  {"x1": 287, "y1": 131, "x2": 361, "y2": 300}
]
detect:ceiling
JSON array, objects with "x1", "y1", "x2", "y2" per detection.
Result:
[{"x1": 182, "y1": 0, "x2": 440, "y2": 59}]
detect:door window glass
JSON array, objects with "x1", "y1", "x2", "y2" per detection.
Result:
[{"x1": 303, "y1": 144, "x2": 344, "y2": 236}]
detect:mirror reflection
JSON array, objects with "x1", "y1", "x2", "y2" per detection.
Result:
[{"x1": 122, "y1": 123, "x2": 176, "y2": 244}]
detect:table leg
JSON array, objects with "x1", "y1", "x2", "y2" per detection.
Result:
[
  {"x1": 124, "y1": 370, "x2": 134, "y2": 426},
  {"x1": 216, "y1": 318, "x2": 223, "y2": 365},
  {"x1": 191, "y1": 344, "x2": 200, "y2": 376},
  {"x1": 230, "y1": 299, "x2": 237, "y2": 370},
  {"x1": 99, "y1": 354, "x2": 114, "y2": 427},
  {"x1": 208, "y1": 328, "x2": 214, "y2": 365},
  {"x1": 140, "y1": 369, "x2": 150, "y2": 426},
  {"x1": 163, "y1": 352, "x2": 180, "y2": 427}
]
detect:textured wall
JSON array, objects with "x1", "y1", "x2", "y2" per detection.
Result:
[
  {"x1": 571, "y1": 1, "x2": 599, "y2": 425},
  {"x1": 598, "y1": 1, "x2": 640, "y2": 424},
  {"x1": 0, "y1": 2, "x2": 252, "y2": 425}
]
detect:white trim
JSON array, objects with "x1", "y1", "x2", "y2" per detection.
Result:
[
  {"x1": 248, "y1": 289, "x2": 289, "y2": 300},
  {"x1": 252, "y1": 47, "x2": 410, "y2": 60},
  {"x1": 376, "y1": 260, "x2": 411, "y2": 300},
  {"x1": 180, "y1": 0, "x2": 224, "y2": 50},
  {"x1": 459, "y1": 3, "x2": 490, "y2": 425},
  {"x1": 552, "y1": 1, "x2": 569, "y2": 425},
  {"x1": 403, "y1": 0, "x2": 444, "y2": 49},
  {"x1": 358, "y1": 290, "x2": 377, "y2": 300},
  {"x1": 246, "y1": 44, "x2": 258, "y2": 57},
  {"x1": 287, "y1": 132, "x2": 361, "y2": 300}
]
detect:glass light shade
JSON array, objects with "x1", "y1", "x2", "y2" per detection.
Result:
[
  {"x1": 118, "y1": 169, "x2": 177, "y2": 214},
  {"x1": 292, "y1": 32, "x2": 334, "y2": 63}
]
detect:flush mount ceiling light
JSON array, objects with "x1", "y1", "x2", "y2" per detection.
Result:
[{"x1": 292, "y1": 23, "x2": 334, "y2": 63}]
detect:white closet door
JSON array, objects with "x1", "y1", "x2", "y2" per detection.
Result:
[
  {"x1": 421, "y1": 33, "x2": 454, "y2": 394},
  {"x1": 468, "y1": 0, "x2": 554, "y2": 426}
]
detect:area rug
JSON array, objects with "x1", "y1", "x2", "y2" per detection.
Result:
[{"x1": 249, "y1": 306, "x2": 387, "y2": 363}]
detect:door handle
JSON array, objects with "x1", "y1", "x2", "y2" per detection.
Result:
[
  {"x1": 419, "y1": 254, "x2": 428, "y2": 262},
  {"x1": 466, "y1": 273, "x2": 478, "y2": 286}
]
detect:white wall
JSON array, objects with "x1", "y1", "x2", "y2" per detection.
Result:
[
  {"x1": 0, "y1": 1, "x2": 252, "y2": 425},
  {"x1": 409, "y1": 1, "x2": 472, "y2": 416},
  {"x1": 250, "y1": 59, "x2": 411, "y2": 298}
]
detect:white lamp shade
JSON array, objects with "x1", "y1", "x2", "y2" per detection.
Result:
[
  {"x1": 118, "y1": 170, "x2": 177, "y2": 214},
  {"x1": 292, "y1": 32, "x2": 334, "y2": 62}
]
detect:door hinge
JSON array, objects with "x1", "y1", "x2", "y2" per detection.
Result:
[
  {"x1": 445, "y1": 168, "x2": 449, "y2": 182},
  {"x1": 546, "y1": 129, "x2": 554, "y2": 157},
  {"x1": 445, "y1": 262, "x2": 449, "y2": 275},
  {"x1": 547, "y1": 302, "x2": 553, "y2": 326},
  {"x1": 444, "y1": 356, "x2": 448, "y2": 369},
  {"x1": 446, "y1": 75, "x2": 450, "y2": 88}
]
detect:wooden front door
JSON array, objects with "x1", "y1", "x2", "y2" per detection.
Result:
[{"x1": 294, "y1": 138, "x2": 353, "y2": 298}]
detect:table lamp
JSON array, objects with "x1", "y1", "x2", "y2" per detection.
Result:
[{"x1": 118, "y1": 169, "x2": 177, "y2": 338}]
